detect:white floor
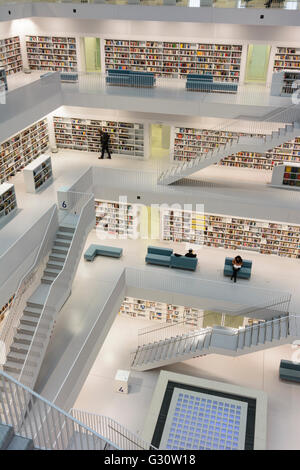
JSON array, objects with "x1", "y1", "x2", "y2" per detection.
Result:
[
  {"x1": 6, "y1": 71, "x2": 291, "y2": 108},
  {"x1": 73, "y1": 313, "x2": 300, "y2": 450},
  {"x1": 2, "y1": 147, "x2": 300, "y2": 451}
]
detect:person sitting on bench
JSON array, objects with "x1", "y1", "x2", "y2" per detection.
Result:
[
  {"x1": 231, "y1": 255, "x2": 243, "y2": 283},
  {"x1": 185, "y1": 249, "x2": 197, "y2": 258},
  {"x1": 174, "y1": 249, "x2": 197, "y2": 258}
]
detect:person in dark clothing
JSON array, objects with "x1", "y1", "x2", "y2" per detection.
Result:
[
  {"x1": 185, "y1": 249, "x2": 197, "y2": 258},
  {"x1": 231, "y1": 255, "x2": 243, "y2": 283},
  {"x1": 174, "y1": 249, "x2": 197, "y2": 258},
  {"x1": 264, "y1": 0, "x2": 272, "y2": 7},
  {"x1": 99, "y1": 130, "x2": 111, "y2": 159}
]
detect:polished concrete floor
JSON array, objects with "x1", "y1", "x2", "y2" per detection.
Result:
[{"x1": 1, "y1": 145, "x2": 300, "y2": 450}]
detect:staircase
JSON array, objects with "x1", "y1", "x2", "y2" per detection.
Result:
[
  {"x1": 2, "y1": 224, "x2": 75, "y2": 384},
  {"x1": 158, "y1": 122, "x2": 300, "y2": 185},
  {"x1": 131, "y1": 314, "x2": 298, "y2": 371},
  {"x1": 0, "y1": 423, "x2": 34, "y2": 450}
]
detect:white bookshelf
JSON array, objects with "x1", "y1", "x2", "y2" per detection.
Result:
[
  {"x1": 104, "y1": 39, "x2": 243, "y2": 82},
  {"x1": 172, "y1": 126, "x2": 300, "y2": 170},
  {"x1": 26, "y1": 35, "x2": 77, "y2": 72},
  {"x1": 23, "y1": 154, "x2": 53, "y2": 193},
  {"x1": 119, "y1": 296, "x2": 204, "y2": 327},
  {"x1": 271, "y1": 162, "x2": 300, "y2": 190},
  {"x1": 273, "y1": 46, "x2": 300, "y2": 75},
  {"x1": 162, "y1": 208, "x2": 300, "y2": 258},
  {"x1": 0, "y1": 36, "x2": 22, "y2": 75},
  {"x1": 0, "y1": 183, "x2": 17, "y2": 223},
  {"x1": 0, "y1": 119, "x2": 49, "y2": 184},
  {"x1": 0, "y1": 294, "x2": 15, "y2": 327},
  {"x1": 53, "y1": 116, "x2": 145, "y2": 158},
  {"x1": 95, "y1": 199, "x2": 140, "y2": 238}
]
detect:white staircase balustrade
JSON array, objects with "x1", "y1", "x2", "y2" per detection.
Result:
[
  {"x1": 158, "y1": 119, "x2": 300, "y2": 185},
  {"x1": 0, "y1": 371, "x2": 118, "y2": 450},
  {"x1": 0, "y1": 205, "x2": 59, "y2": 366},
  {"x1": 16, "y1": 192, "x2": 95, "y2": 391},
  {"x1": 131, "y1": 313, "x2": 300, "y2": 371},
  {"x1": 70, "y1": 409, "x2": 157, "y2": 450}
]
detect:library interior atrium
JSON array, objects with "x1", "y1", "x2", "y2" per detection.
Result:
[{"x1": 0, "y1": 0, "x2": 300, "y2": 452}]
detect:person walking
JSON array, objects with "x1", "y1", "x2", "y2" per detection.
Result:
[
  {"x1": 231, "y1": 255, "x2": 243, "y2": 283},
  {"x1": 99, "y1": 130, "x2": 111, "y2": 159}
]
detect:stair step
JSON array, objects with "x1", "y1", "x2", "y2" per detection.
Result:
[
  {"x1": 251, "y1": 326, "x2": 259, "y2": 346},
  {"x1": 6, "y1": 351, "x2": 28, "y2": 363},
  {"x1": 43, "y1": 268, "x2": 61, "y2": 277},
  {"x1": 4, "y1": 362, "x2": 34, "y2": 377},
  {"x1": 56, "y1": 231, "x2": 73, "y2": 241},
  {"x1": 7, "y1": 434, "x2": 34, "y2": 451},
  {"x1": 26, "y1": 301, "x2": 44, "y2": 310},
  {"x1": 10, "y1": 342, "x2": 40, "y2": 357},
  {"x1": 0, "y1": 424, "x2": 14, "y2": 450},
  {"x1": 46, "y1": 260, "x2": 64, "y2": 270},
  {"x1": 59, "y1": 226, "x2": 75, "y2": 233},
  {"x1": 3, "y1": 361, "x2": 22, "y2": 374},
  {"x1": 52, "y1": 246, "x2": 69, "y2": 255},
  {"x1": 17, "y1": 323, "x2": 37, "y2": 335},
  {"x1": 244, "y1": 327, "x2": 252, "y2": 347},
  {"x1": 237, "y1": 330, "x2": 245, "y2": 349},
  {"x1": 265, "y1": 322, "x2": 273, "y2": 342},
  {"x1": 258, "y1": 323, "x2": 266, "y2": 344},
  {"x1": 280, "y1": 317, "x2": 288, "y2": 338},
  {"x1": 20, "y1": 315, "x2": 40, "y2": 327},
  {"x1": 49, "y1": 252, "x2": 66, "y2": 262},
  {"x1": 23, "y1": 306, "x2": 43, "y2": 318},
  {"x1": 14, "y1": 333, "x2": 43, "y2": 347},
  {"x1": 41, "y1": 276, "x2": 55, "y2": 285},
  {"x1": 54, "y1": 239, "x2": 71, "y2": 248},
  {"x1": 273, "y1": 320, "x2": 280, "y2": 340}
]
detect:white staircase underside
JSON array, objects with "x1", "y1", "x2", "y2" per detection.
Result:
[{"x1": 158, "y1": 122, "x2": 300, "y2": 185}]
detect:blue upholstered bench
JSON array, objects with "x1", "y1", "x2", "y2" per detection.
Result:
[
  {"x1": 145, "y1": 246, "x2": 173, "y2": 266},
  {"x1": 279, "y1": 360, "x2": 300, "y2": 383},
  {"x1": 84, "y1": 244, "x2": 123, "y2": 261},
  {"x1": 186, "y1": 74, "x2": 238, "y2": 94},
  {"x1": 60, "y1": 72, "x2": 78, "y2": 83},
  {"x1": 106, "y1": 69, "x2": 155, "y2": 88},
  {"x1": 170, "y1": 253, "x2": 198, "y2": 271},
  {"x1": 224, "y1": 257, "x2": 252, "y2": 280}
]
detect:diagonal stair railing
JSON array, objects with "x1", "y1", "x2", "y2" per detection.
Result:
[{"x1": 158, "y1": 103, "x2": 300, "y2": 184}]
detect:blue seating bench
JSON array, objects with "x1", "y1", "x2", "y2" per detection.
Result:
[
  {"x1": 145, "y1": 246, "x2": 198, "y2": 271},
  {"x1": 279, "y1": 360, "x2": 300, "y2": 383},
  {"x1": 84, "y1": 244, "x2": 123, "y2": 261},
  {"x1": 224, "y1": 257, "x2": 252, "y2": 280},
  {"x1": 60, "y1": 72, "x2": 78, "y2": 83},
  {"x1": 106, "y1": 69, "x2": 155, "y2": 88},
  {"x1": 186, "y1": 73, "x2": 238, "y2": 94}
]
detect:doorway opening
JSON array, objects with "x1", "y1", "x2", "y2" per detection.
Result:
[
  {"x1": 150, "y1": 124, "x2": 171, "y2": 161},
  {"x1": 245, "y1": 44, "x2": 271, "y2": 83},
  {"x1": 83, "y1": 37, "x2": 101, "y2": 73}
]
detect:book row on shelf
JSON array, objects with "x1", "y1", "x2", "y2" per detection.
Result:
[
  {"x1": 0, "y1": 184, "x2": 17, "y2": 218},
  {"x1": 26, "y1": 35, "x2": 77, "y2": 72},
  {"x1": 0, "y1": 36, "x2": 22, "y2": 74},
  {"x1": 119, "y1": 296, "x2": 204, "y2": 326},
  {"x1": 162, "y1": 209, "x2": 300, "y2": 258},
  {"x1": 104, "y1": 39, "x2": 243, "y2": 82},
  {"x1": 53, "y1": 117, "x2": 144, "y2": 158},
  {"x1": 95, "y1": 200, "x2": 140, "y2": 237},
  {"x1": 0, "y1": 295, "x2": 15, "y2": 325},
  {"x1": 273, "y1": 46, "x2": 300, "y2": 73},
  {"x1": 0, "y1": 119, "x2": 49, "y2": 184},
  {"x1": 173, "y1": 127, "x2": 300, "y2": 169}
]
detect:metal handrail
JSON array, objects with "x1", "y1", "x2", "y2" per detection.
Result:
[
  {"x1": 0, "y1": 370, "x2": 118, "y2": 450},
  {"x1": 136, "y1": 326, "x2": 213, "y2": 351},
  {"x1": 161, "y1": 102, "x2": 300, "y2": 180},
  {"x1": 18, "y1": 191, "x2": 94, "y2": 389},
  {"x1": 137, "y1": 295, "x2": 291, "y2": 345},
  {"x1": 0, "y1": 205, "x2": 58, "y2": 363},
  {"x1": 70, "y1": 408, "x2": 157, "y2": 450}
]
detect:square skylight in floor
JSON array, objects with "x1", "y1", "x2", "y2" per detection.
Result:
[{"x1": 160, "y1": 387, "x2": 248, "y2": 450}]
